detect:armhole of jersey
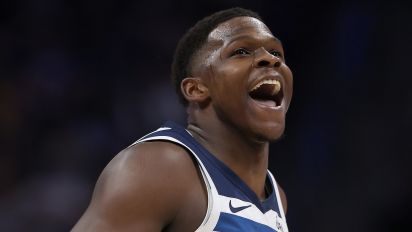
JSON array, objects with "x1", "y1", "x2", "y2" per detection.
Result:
[
  {"x1": 268, "y1": 170, "x2": 287, "y2": 222},
  {"x1": 128, "y1": 126, "x2": 172, "y2": 148},
  {"x1": 135, "y1": 135, "x2": 215, "y2": 231}
]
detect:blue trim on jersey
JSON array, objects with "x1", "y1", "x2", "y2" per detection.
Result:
[
  {"x1": 141, "y1": 121, "x2": 280, "y2": 215},
  {"x1": 214, "y1": 213, "x2": 277, "y2": 232}
]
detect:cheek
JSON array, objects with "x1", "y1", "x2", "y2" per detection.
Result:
[
  {"x1": 207, "y1": 57, "x2": 253, "y2": 106},
  {"x1": 281, "y1": 65, "x2": 293, "y2": 112},
  {"x1": 210, "y1": 65, "x2": 246, "y2": 100},
  {"x1": 282, "y1": 65, "x2": 293, "y2": 89},
  {"x1": 211, "y1": 58, "x2": 253, "y2": 83}
]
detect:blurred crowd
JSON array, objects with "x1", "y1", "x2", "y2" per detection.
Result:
[{"x1": 0, "y1": 0, "x2": 411, "y2": 231}]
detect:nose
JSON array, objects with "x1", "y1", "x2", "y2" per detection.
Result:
[{"x1": 253, "y1": 48, "x2": 281, "y2": 68}]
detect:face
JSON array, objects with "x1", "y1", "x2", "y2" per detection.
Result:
[{"x1": 195, "y1": 16, "x2": 293, "y2": 142}]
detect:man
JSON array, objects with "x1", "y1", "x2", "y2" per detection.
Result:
[{"x1": 73, "y1": 7, "x2": 293, "y2": 232}]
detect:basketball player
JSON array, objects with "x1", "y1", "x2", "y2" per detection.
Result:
[{"x1": 72, "y1": 7, "x2": 293, "y2": 232}]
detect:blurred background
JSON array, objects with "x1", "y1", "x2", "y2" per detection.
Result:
[{"x1": 1, "y1": 0, "x2": 411, "y2": 231}]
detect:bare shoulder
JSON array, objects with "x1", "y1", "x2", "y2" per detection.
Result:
[
  {"x1": 72, "y1": 141, "x2": 201, "y2": 231},
  {"x1": 277, "y1": 183, "x2": 288, "y2": 214}
]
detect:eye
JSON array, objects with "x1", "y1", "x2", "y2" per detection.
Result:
[
  {"x1": 231, "y1": 48, "x2": 251, "y2": 56},
  {"x1": 269, "y1": 50, "x2": 283, "y2": 58}
]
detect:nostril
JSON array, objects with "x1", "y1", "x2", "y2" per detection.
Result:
[
  {"x1": 257, "y1": 60, "x2": 270, "y2": 66},
  {"x1": 256, "y1": 59, "x2": 281, "y2": 68}
]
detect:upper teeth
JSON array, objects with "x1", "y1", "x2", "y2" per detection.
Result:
[{"x1": 251, "y1": 79, "x2": 281, "y2": 95}]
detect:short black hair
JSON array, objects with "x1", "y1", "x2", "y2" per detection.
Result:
[{"x1": 171, "y1": 7, "x2": 262, "y2": 106}]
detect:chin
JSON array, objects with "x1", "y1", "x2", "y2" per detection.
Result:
[
  {"x1": 253, "y1": 123, "x2": 285, "y2": 142},
  {"x1": 267, "y1": 129, "x2": 285, "y2": 142},
  {"x1": 268, "y1": 131, "x2": 285, "y2": 142}
]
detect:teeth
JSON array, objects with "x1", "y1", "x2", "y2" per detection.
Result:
[{"x1": 251, "y1": 79, "x2": 281, "y2": 95}]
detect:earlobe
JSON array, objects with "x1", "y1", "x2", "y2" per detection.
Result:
[{"x1": 181, "y1": 77, "x2": 210, "y2": 104}]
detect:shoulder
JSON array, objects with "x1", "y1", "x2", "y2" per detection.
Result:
[
  {"x1": 73, "y1": 141, "x2": 201, "y2": 231},
  {"x1": 108, "y1": 141, "x2": 197, "y2": 182},
  {"x1": 100, "y1": 141, "x2": 197, "y2": 197},
  {"x1": 98, "y1": 141, "x2": 197, "y2": 198}
]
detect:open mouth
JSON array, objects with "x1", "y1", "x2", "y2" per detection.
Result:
[{"x1": 248, "y1": 79, "x2": 284, "y2": 107}]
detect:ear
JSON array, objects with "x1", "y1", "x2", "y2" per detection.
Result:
[{"x1": 181, "y1": 77, "x2": 210, "y2": 104}]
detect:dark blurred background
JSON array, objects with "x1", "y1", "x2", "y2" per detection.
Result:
[{"x1": 1, "y1": 0, "x2": 411, "y2": 231}]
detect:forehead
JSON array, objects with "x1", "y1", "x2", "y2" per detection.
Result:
[{"x1": 208, "y1": 16, "x2": 277, "y2": 44}]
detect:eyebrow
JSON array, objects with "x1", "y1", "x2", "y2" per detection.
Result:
[{"x1": 227, "y1": 34, "x2": 283, "y2": 47}]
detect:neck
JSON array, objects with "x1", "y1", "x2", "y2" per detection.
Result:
[{"x1": 186, "y1": 108, "x2": 269, "y2": 199}]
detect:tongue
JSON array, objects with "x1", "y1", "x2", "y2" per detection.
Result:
[{"x1": 253, "y1": 99, "x2": 278, "y2": 108}]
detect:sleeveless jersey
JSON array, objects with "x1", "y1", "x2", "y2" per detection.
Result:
[{"x1": 130, "y1": 121, "x2": 289, "y2": 232}]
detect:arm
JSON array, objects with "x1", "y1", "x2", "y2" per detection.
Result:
[{"x1": 72, "y1": 142, "x2": 194, "y2": 231}]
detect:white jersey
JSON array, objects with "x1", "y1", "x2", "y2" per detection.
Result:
[{"x1": 132, "y1": 121, "x2": 289, "y2": 232}]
